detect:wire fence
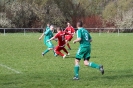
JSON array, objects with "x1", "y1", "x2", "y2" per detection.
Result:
[
  {"x1": 0, "y1": 28, "x2": 133, "y2": 36},
  {"x1": 0, "y1": 28, "x2": 44, "y2": 36}
]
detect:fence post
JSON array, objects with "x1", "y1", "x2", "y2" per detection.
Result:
[
  {"x1": 4, "y1": 29, "x2": 5, "y2": 36},
  {"x1": 24, "y1": 29, "x2": 25, "y2": 35},
  {"x1": 98, "y1": 28, "x2": 101, "y2": 36},
  {"x1": 118, "y1": 29, "x2": 119, "y2": 36}
]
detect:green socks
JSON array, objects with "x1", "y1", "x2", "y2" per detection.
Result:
[
  {"x1": 89, "y1": 62, "x2": 100, "y2": 69},
  {"x1": 43, "y1": 49, "x2": 50, "y2": 55},
  {"x1": 74, "y1": 62, "x2": 100, "y2": 78},
  {"x1": 74, "y1": 65, "x2": 79, "y2": 77},
  {"x1": 43, "y1": 49, "x2": 56, "y2": 56}
]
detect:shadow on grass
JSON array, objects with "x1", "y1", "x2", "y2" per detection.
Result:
[
  {"x1": 65, "y1": 56, "x2": 75, "y2": 58},
  {"x1": 92, "y1": 69, "x2": 133, "y2": 80},
  {"x1": 102, "y1": 74, "x2": 133, "y2": 80}
]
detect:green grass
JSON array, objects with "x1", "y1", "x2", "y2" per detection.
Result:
[{"x1": 0, "y1": 33, "x2": 133, "y2": 88}]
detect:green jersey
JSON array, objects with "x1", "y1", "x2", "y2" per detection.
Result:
[
  {"x1": 44, "y1": 29, "x2": 53, "y2": 43},
  {"x1": 77, "y1": 27, "x2": 91, "y2": 47},
  {"x1": 45, "y1": 26, "x2": 50, "y2": 31}
]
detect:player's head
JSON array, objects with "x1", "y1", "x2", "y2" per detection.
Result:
[
  {"x1": 56, "y1": 27, "x2": 62, "y2": 32},
  {"x1": 47, "y1": 23, "x2": 50, "y2": 27},
  {"x1": 50, "y1": 25, "x2": 54, "y2": 31},
  {"x1": 67, "y1": 22, "x2": 71, "y2": 27},
  {"x1": 76, "y1": 21, "x2": 83, "y2": 28}
]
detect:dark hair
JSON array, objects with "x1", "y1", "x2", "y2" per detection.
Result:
[
  {"x1": 67, "y1": 22, "x2": 70, "y2": 24},
  {"x1": 77, "y1": 21, "x2": 83, "y2": 27},
  {"x1": 56, "y1": 27, "x2": 61, "y2": 31}
]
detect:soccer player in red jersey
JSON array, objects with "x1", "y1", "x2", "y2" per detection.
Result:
[
  {"x1": 47, "y1": 27, "x2": 70, "y2": 59},
  {"x1": 64, "y1": 22, "x2": 75, "y2": 50}
]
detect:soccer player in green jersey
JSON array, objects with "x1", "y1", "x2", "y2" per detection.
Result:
[
  {"x1": 73, "y1": 21, "x2": 104, "y2": 80},
  {"x1": 39, "y1": 25, "x2": 55, "y2": 56}
]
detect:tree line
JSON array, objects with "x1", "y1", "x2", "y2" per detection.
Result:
[{"x1": 0, "y1": 0, "x2": 133, "y2": 32}]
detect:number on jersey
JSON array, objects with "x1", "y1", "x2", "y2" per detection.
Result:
[
  {"x1": 85, "y1": 33, "x2": 88, "y2": 40},
  {"x1": 62, "y1": 35, "x2": 65, "y2": 41}
]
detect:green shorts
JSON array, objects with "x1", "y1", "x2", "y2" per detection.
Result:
[
  {"x1": 44, "y1": 41, "x2": 54, "y2": 48},
  {"x1": 75, "y1": 46, "x2": 91, "y2": 60}
]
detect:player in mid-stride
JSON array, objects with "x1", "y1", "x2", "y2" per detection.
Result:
[
  {"x1": 73, "y1": 21, "x2": 104, "y2": 80},
  {"x1": 47, "y1": 27, "x2": 70, "y2": 59},
  {"x1": 39, "y1": 25, "x2": 56, "y2": 56},
  {"x1": 64, "y1": 22, "x2": 75, "y2": 50}
]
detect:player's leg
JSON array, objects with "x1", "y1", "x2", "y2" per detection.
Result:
[
  {"x1": 42, "y1": 42, "x2": 49, "y2": 56},
  {"x1": 84, "y1": 59, "x2": 104, "y2": 75},
  {"x1": 73, "y1": 47, "x2": 83, "y2": 80},
  {"x1": 65, "y1": 35, "x2": 72, "y2": 50},
  {"x1": 42, "y1": 41, "x2": 54, "y2": 56},
  {"x1": 48, "y1": 41, "x2": 56, "y2": 56},
  {"x1": 62, "y1": 47, "x2": 69, "y2": 55},
  {"x1": 84, "y1": 47, "x2": 100, "y2": 68},
  {"x1": 42, "y1": 49, "x2": 49, "y2": 56},
  {"x1": 66, "y1": 42, "x2": 71, "y2": 50},
  {"x1": 42, "y1": 45, "x2": 50, "y2": 56},
  {"x1": 53, "y1": 47, "x2": 57, "y2": 56},
  {"x1": 55, "y1": 46, "x2": 65, "y2": 57},
  {"x1": 83, "y1": 47, "x2": 104, "y2": 75},
  {"x1": 42, "y1": 48, "x2": 53, "y2": 56},
  {"x1": 73, "y1": 58, "x2": 80, "y2": 80},
  {"x1": 84, "y1": 59, "x2": 100, "y2": 69}
]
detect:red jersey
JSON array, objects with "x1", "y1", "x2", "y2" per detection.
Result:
[
  {"x1": 54, "y1": 31, "x2": 68, "y2": 47},
  {"x1": 64, "y1": 26, "x2": 75, "y2": 35}
]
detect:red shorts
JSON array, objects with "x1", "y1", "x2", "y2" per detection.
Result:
[
  {"x1": 65, "y1": 35, "x2": 73, "y2": 41},
  {"x1": 55, "y1": 46, "x2": 65, "y2": 51}
]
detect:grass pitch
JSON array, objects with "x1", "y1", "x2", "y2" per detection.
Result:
[{"x1": 0, "y1": 33, "x2": 133, "y2": 88}]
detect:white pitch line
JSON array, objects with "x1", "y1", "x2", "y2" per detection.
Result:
[{"x1": 0, "y1": 64, "x2": 21, "y2": 74}]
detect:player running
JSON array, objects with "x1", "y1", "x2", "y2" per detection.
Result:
[
  {"x1": 64, "y1": 22, "x2": 75, "y2": 50},
  {"x1": 47, "y1": 27, "x2": 70, "y2": 59},
  {"x1": 39, "y1": 25, "x2": 56, "y2": 56},
  {"x1": 73, "y1": 21, "x2": 104, "y2": 80}
]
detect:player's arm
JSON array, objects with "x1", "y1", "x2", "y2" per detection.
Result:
[
  {"x1": 72, "y1": 31, "x2": 75, "y2": 37},
  {"x1": 47, "y1": 34, "x2": 58, "y2": 42},
  {"x1": 65, "y1": 31, "x2": 71, "y2": 35},
  {"x1": 39, "y1": 30, "x2": 50, "y2": 40},
  {"x1": 89, "y1": 39, "x2": 92, "y2": 42},
  {"x1": 71, "y1": 27, "x2": 75, "y2": 35},
  {"x1": 73, "y1": 30, "x2": 81, "y2": 43},
  {"x1": 47, "y1": 37, "x2": 55, "y2": 42},
  {"x1": 47, "y1": 36, "x2": 58, "y2": 42},
  {"x1": 64, "y1": 27, "x2": 68, "y2": 32},
  {"x1": 72, "y1": 31, "x2": 75, "y2": 35},
  {"x1": 39, "y1": 33, "x2": 44, "y2": 40},
  {"x1": 73, "y1": 38, "x2": 81, "y2": 43}
]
